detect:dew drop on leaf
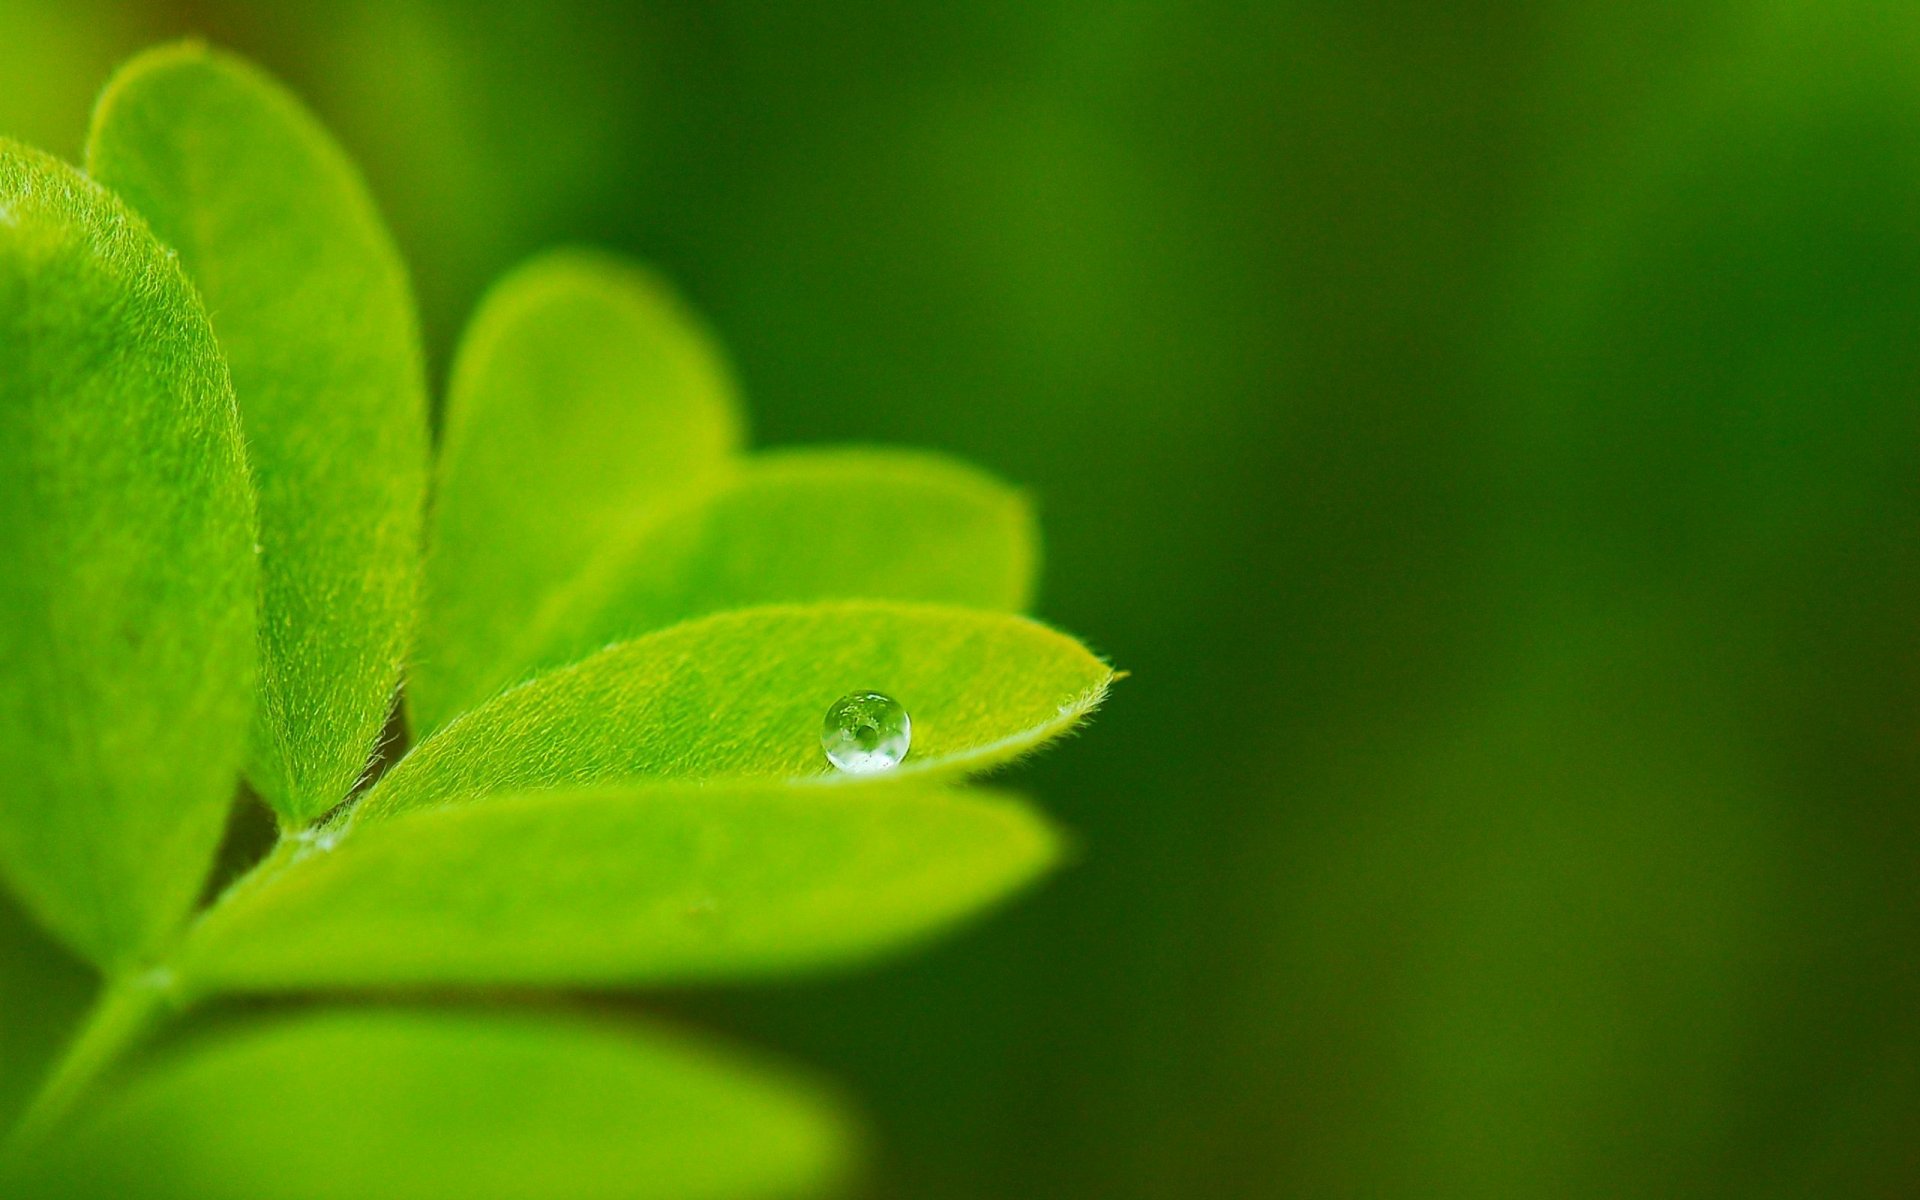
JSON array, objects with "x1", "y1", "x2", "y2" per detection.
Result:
[{"x1": 822, "y1": 691, "x2": 911, "y2": 774}]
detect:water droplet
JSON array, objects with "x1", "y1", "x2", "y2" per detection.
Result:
[{"x1": 822, "y1": 691, "x2": 911, "y2": 774}]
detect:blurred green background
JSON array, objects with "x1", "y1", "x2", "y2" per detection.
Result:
[{"x1": 5, "y1": 1, "x2": 1919, "y2": 1195}]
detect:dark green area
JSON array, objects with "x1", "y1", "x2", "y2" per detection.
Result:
[{"x1": 3, "y1": 1, "x2": 1917, "y2": 1196}]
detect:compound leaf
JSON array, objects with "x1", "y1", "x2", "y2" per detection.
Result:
[{"x1": 88, "y1": 43, "x2": 430, "y2": 824}]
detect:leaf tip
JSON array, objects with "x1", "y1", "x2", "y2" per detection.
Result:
[{"x1": 87, "y1": 39, "x2": 219, "y2": 151}]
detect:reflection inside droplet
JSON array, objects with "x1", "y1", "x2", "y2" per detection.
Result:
[{"x1": 822, "y1": 691, "x2": 911, "y2": 774}]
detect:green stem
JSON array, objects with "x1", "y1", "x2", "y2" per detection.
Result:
[
  {"x1": 1, "y1": 832, "x2": 319, "y2": 1160},
  {"x1": 3, "y1": 969, "x2": 178, "y2": 1155}
]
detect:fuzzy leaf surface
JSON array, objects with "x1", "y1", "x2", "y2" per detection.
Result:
[
  {"x1": 181, "y1": 782, "x2": 1055, "y2": 990},
  {"x1": 413, "y1": 248, "x2": 742, "y2": 733},
  {"x1": 359, "y1": 601, "x2": 1112, "y2": 822},
  {"x1": 88, "y1": 43, "x2": 430, "y2": 823},
  {"x1": 0, "y1": 140, "x2": 255, "y2": 967},
  {"x1": 7, "y1": 1009, "x2": 848, "y2": 1200}
]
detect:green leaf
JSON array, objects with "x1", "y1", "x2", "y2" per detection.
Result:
[
  {"x1": 180, "y1": 782, "x2": 1056, "y2": 990},
  {"x1": 359, "y1": 601, "x2": 1112, "y2": 822},
  {"x1": 88, "y1": 43, "x2": 430, "y2": 825},
  {"x1": 0, "y1": 140, "x2": 255, "y2": 968},
  {"x1": 8, "y1": 1009, "x2": 850, "y2": 1200},
  {"x1": 412, "y1": 248, "x2": 743, "y2": 735},
  {"x1": 504, "y1": 446, "x2": 1038, "y2": 699}
]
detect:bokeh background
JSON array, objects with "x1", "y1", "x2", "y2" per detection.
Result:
[{"x1": 5, "y1": 1, "x2": 1919, "y2": 1195}]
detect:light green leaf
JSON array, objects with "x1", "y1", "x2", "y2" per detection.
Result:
[
  {"x1": 8, "y1": 1009, "x2": 850, "y2": 1200},
  {"x1": 180, "y1": 782, "x2": 1056, "y2": 990},
  {"x1": 507, "y1": 446, "x2": 1039, "y2": 695},
  {"x1": 88, "y1": 43, "x2": 430, "y2": 824},
  {"x1": 0, "y1": 140, "x2": 255, "y2": 968},
  {"x1": 359, "y1": 601, "x2": 1112, "y2": 822},
  {"x1": 412, "y1": 248, "x2": 743, "y2": 735}
]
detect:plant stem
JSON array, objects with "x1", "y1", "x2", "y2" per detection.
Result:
[
  {"x1": 3, "y1": 968, "x2": 178, "y2": 1156},
  {"x1": 1, "y1": 832, "x2": 315, "y2": 1160}
]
